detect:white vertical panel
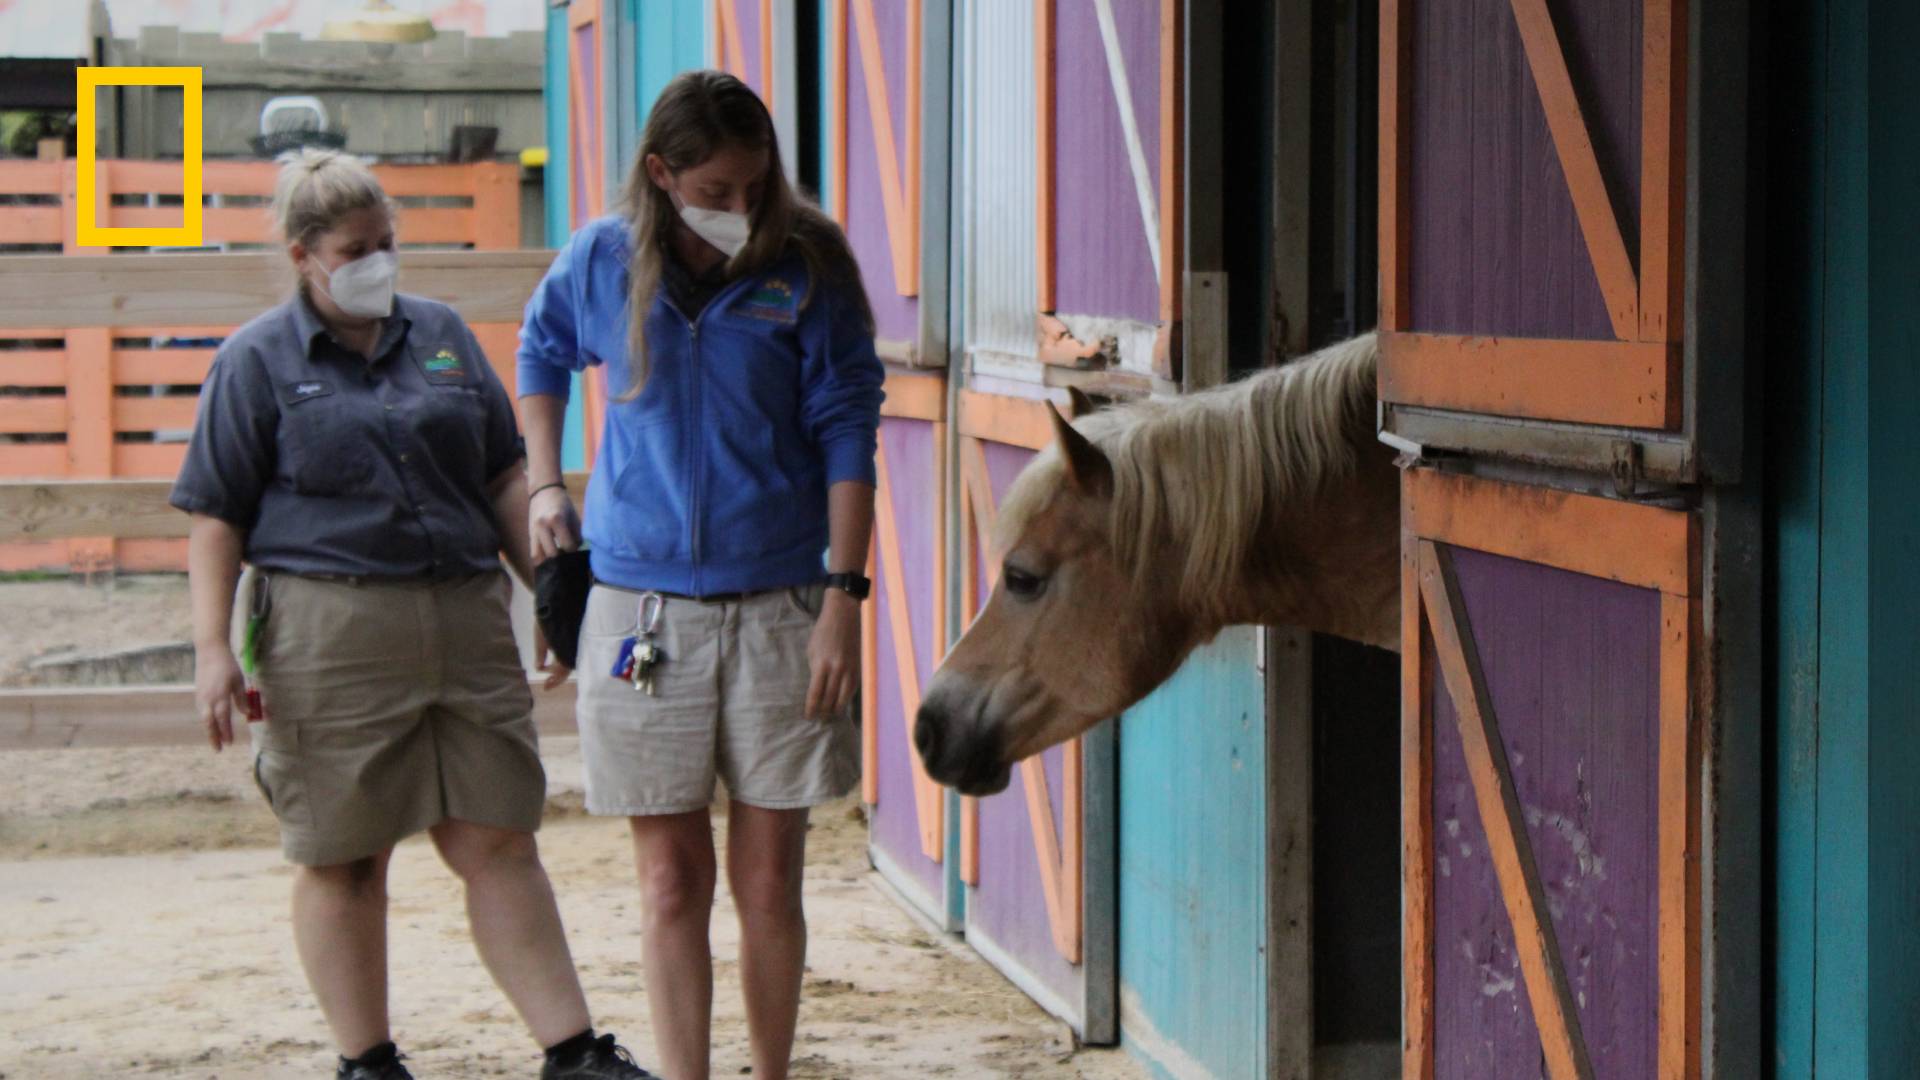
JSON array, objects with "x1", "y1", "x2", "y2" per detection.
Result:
[{"x1": 959, "y1": 0, "x2": 1039, "y2": 377}]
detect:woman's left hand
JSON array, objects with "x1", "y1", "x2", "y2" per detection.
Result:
[{"x1": 805, "y1": 589, "x2": 861, "y2": 721}]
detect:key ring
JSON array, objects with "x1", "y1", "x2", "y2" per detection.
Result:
[{"x1": 638, "y1": 592, "x2": 665, "y2": 636}]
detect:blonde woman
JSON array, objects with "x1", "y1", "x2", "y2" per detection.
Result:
[
  {"x1": 517, "y1": 71, "x2": 883, "y2": 1080},
  {"x1": 173, "y1": 149, "x2": 653, "y2": 1080}
]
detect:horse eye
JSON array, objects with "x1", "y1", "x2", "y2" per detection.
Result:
[{"x1": 1002, "y1": 566, "x2": 1047, "y2": 599}]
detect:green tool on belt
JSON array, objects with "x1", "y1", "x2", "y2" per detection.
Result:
[{"x1": 241, "y1": 573, "x2": 267, "y2": 722}]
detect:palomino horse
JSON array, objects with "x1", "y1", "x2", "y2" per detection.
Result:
[{"x1": 915, "y1": 332, "x2": 1400, "y2": 796}]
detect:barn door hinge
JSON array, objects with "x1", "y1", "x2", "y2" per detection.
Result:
[{"x1": 1610, "y1": 439, "x2": 1643, "y2": 497}]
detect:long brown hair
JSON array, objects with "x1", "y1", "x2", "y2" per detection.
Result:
[{"x1": 617, "y1": 69, "x2": 872, "y2": 397}]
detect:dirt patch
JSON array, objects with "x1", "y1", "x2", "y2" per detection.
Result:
[
  {"x1": 0, "y1": 575, "x2": 196, "y2": 687},
  {"x1": 0, "y1": 738, "x2": 1145, "y2": 1079}
]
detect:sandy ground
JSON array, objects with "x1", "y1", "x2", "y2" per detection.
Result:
[
  {"x1": 0, "y1": 575, "x2": 197, "y2": 687},
  {"x1": 0, "y1": 578, "x2": 1145, "y2": 1079}
]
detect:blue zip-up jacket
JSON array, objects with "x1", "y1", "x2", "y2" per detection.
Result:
[{"x1": 517, "y1": 215, "x2": 885, "y2": 595}]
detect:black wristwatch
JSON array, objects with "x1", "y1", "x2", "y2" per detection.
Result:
[{"x1": 824, "y1": 572, "x2": 872, "y2": 601}]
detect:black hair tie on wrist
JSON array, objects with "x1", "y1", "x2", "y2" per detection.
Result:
[{"x1": 529, "y1": 480, "x2": 566, "y2": 501}]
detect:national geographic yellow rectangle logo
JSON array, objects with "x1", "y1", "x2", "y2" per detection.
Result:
[{"x1": 75, "y1": 67, "x2": 204, "y2": 247}]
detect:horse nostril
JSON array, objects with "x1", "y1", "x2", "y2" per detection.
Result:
[{"x1": 914, "y1": 709, "x2": 942, "y2": 764}]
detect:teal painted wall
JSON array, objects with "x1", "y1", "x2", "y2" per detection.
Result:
[
  {"x1": 632, "y1": 0, "x2": 708, "y2": 149},
  {"x1": 544, "y1": 4, "x2": 573, "y2": 248},
  {"x1": 1118, "y1": 626, "x2": 1266, "y2": 1079},
  {"x1": 1767, "y1": 0, "x2": 1920, "y2": 1074}
]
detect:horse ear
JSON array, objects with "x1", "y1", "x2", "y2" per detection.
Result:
[
  {"x1": 1048, "y1": 402, "x2": 1113, "y2": 497},
  {"x1": 1066, "y1": 386, "x2": 1098, "y2": 418}
]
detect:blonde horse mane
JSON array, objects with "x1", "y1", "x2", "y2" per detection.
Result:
[{"x1": 997, "y1": 331, "x2": 1379, "y2": 614}]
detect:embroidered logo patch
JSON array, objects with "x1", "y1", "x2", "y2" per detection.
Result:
[
  {"x1": 286, "y1": 380, "x2": 332, "y2": 402},
  {"x1": 737, "y1": 276, "x2": 798, "y2": 324},
  {"x1": 419, "y1": 345, "x2": 468, "y2": 383}
]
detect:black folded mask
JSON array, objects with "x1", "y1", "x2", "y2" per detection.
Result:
[{"x1": 533, "y1": 550, "x2": 593, "y2": 670}]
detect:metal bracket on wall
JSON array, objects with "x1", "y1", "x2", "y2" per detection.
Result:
[{"x1": 1610, "y1": 439, "x2": 1643, "y2": 497}]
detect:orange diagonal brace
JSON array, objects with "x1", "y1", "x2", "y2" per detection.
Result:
[
  {"x1": 1417, "y1": 540, "x2": 1594, "y2": 1080},
  {"x1": 717, "y1": 0, "x2": 750, "y2": 83},
  {"x1": 1509, "y1": 0, "x2": 1637, "y2": 341},
  {"x1": 873, "y1": 440, "x2": 943, "y2": 861},
  {"x1": 851, "y1": 0, "x2": 916, "y2": 297}
]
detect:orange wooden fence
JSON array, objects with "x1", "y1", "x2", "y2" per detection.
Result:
[{"x1": 0, "y1": 161, "x2": 532, "y2": 575}]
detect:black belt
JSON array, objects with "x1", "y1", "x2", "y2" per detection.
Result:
[{"x1": 591, "y1": 579, "x2": 798, "y2": 605}]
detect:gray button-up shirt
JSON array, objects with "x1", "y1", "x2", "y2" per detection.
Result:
[{"x1": 170, "y1": 292, "x2": 525, "y2": 579}]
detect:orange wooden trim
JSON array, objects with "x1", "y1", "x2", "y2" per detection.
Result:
[
  {"x1": 0, "y1": 206, "x2": 61, "y2": 243},
  {"x1": 931, "y1": 419, "x2": 948, "y2": 662},
  {"x1": 1020, "y1": 755, "x2": 1075, "y2": 960},
  {"x1": 113, "y1": 396, "x2": 198, "y2": 432},
  {"x1": 1658, "y1": 591, "x2": 1702, "y2": 1079},
  {"x1": 873, "y1": 440, "x2": 944, "y2": 861},
  {"x1": 1036, "y1": 0, "x2": 1057, "y2": 311},
  {"x1": 1640, "y1": 0, "x2": 1687, "y2": 344},
  {"x1": 3, "y1": 349, "x2": 70, "y2": 387},
  {"x1": 1379, "y1": 331, "x2": 1680, "y2": 430},
  {"x1": 0, "y1": 160, "x2": 60, "y2": 194},
  {"x1": 1418, "y1": 541, "x2": 1594, "y2": 1080},
  {"x1": 0, "y1": 397, "x2": 67, "y2": 434},
  {"x1": 830, "y1": 0, "x2": 848, "y2": 224},
  {"x1": 1508, "y1": 0, "x2": 1638, "y2": 340},
  {"x1": 960, "y1": 795, "x2": 980, "y2": 884},
  {"x1": 111, "y1": 348, "x2": 209, "y2": 386},
  {"x1": 1404, "y1": 467, "x2": 1695, "y2": 596},
  {"x1": 1061, "y1": 735, "x2": 1084, "y2": 962},
  {"x1": 718, "y1": 0, "x2": 750, "y2": 82},
  {"x1": 1380, "y1": 0, "x2": 1411, "y2": 332},
  {"x1": 1157, "y1": 0, "x2": 1183, "y2": 325},
  {"x1": 759, "y1": 0, "x2": 776, "y2": 109},
  {"x1": 567, "y1": 0, "x2": 600, "y2": 30},
  {"x1": 862, "y1": 538, "x2": 880, "y2": 804},
  {"x1": 64, "y1": 326, "x2": 114, "y2": 572},
  {"x1": 1401, "y1": 526, "x2": 1434, "y2": 1080},
  {"x1": 956, "y1": 389, "x2": 1057, "y2": 452},
  {"x1": 63, "y1": 159, "x2": 107, "y2": 255},
  {"x1": 880, "y1": 370, "x2": 945, "y2": 421},
  {"x1": 905, "y1": 0, "x2": 922, "y2": 297},
  {"x1": 851, "y1": 0, "x2": 916, "y2": 298},
  {"x1": 469, "y1": 164, "x2": 520, "y2": 250},
  {"x1": 963, "y1": 437, "x2": 1000, "y2": 586},
  {"x1": 581, "y1": 367, "x2": 608, "y2": 471},
  {"x1": 566, "y1": 25, "x2": 605, "y2": 218},
  {"x1": 958, "y1": 441, "x2": 982, "y2": 886},
  {"x1": 109, "y1": 444, "x2": 190, "y2": 478},
  {"x1": 0, "y1": 446, "x2": 68, "y2": 477}
]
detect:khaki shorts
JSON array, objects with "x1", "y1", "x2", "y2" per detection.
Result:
[
  {"x1": 243, "y1": 569, "x2": 544, "y2": 866},
  {"x1": 576, "y1": 583, "x2": 859, "y2": 816}
]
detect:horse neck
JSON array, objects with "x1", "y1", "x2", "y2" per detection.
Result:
[{"x1": 1199, "y1": 419, "x2": 1402, "y2": 651}]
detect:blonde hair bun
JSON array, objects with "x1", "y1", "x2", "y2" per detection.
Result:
[{"x1": 271, "y1": 148, "x2": 393, "y2": 246}]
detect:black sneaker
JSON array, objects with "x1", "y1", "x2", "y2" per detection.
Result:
[
  {"x1": 539, "y1": 1033, "x2": 657, "y2": 1079},
  {"x1": 336, "y1": 1043, "x2": 413, "y2": 1080}
]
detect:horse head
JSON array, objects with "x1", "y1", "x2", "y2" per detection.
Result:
[
  {"x1": 914, "y1": 402, "x2": 1203, "y2": 795},
  {"x1": 915, "y1": 332, "x2": 1398, "y2": 796}
]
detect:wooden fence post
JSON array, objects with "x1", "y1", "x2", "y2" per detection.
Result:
[
  {"x1": 471, "y1": 163, "x2": 520, "y2": 250},
  {"x1": 62, "y1": 158, "x2": 114, "y2": 573}
]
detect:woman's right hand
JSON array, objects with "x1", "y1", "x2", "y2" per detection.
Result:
[
  {"x1": 530, "y1": 486, "x2": 582, "y2": 562},
  {"x1": 195, "y1": 644, "x2": 249, "y2": 753}
]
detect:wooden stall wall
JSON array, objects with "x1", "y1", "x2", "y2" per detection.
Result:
[
  {"x1": 1401, "y1": 469, "x2": 1699, "y2": 1080},
  {"x1": 1378, "y1": 0, "x2": 1686, "y2": 433},
  {"x1": 824, "y1": 0, "x2": 923, "y2": 360},
  {"x1": 861, "y1": 372, "x2": 955, "y2": 927}
]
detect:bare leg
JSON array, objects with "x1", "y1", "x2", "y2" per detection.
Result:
[
  {"x1": 725, "y1": 801, "x2": 810, "y2": 1080},
  {"x1": 292, "y1": 851, "x2": 394, "y2": 1058},
  {"x1": 630, "y1": 810, "x2": 718, "y2": 1080},
  {"x1": 430, "y1": 819, "x2": 593, "y2": 1048}
]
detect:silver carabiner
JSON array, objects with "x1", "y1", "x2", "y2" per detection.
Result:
[{"x1": 638, "y1": 591, "x2": 666, "y2": 636}]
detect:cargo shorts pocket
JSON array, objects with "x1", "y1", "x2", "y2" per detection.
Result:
[{"x1": 252, "y1": 750, "x2": 312, "y2": 828}]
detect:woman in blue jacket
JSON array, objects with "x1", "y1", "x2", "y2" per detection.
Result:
[{"x1": 516, "y1": 71, "x2": 883, "y2": 1080}]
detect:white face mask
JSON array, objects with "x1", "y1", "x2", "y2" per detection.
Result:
[
  {"x1": 675, "y1": 195, "x2": 752, "y2": 259},
  {"x1": 314, "y1": 250, "x2": 397, "y2": 318}
]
